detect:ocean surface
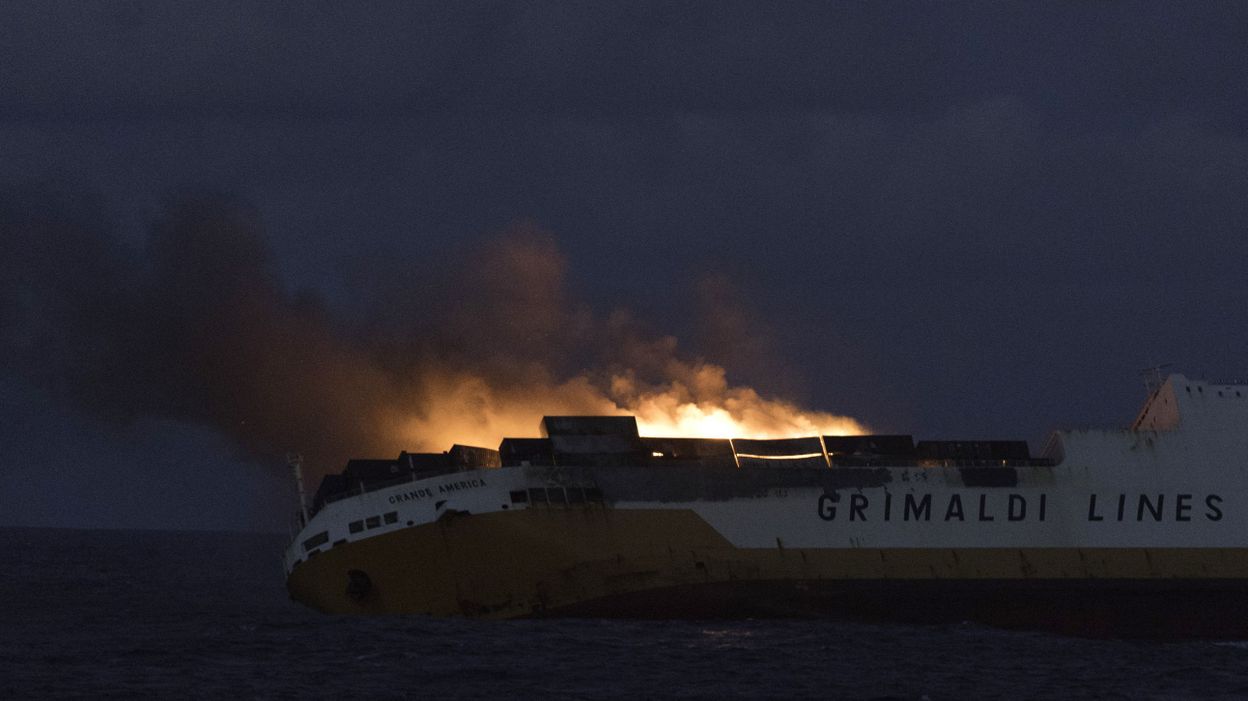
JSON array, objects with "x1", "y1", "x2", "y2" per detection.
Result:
[{"x1": 5, "y1": 528, "x2": 1248, "y2": 700}]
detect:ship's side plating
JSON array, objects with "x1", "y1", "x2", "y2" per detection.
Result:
[{"x1": 284, "y1": 375, "x2": 1248, "y2": 633}]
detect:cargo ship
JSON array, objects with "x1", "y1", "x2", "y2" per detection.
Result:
[{"x1": 284, "y1": 374, "x2": 1248, "y2": 636}]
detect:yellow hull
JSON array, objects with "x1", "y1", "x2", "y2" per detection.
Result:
[{"x1": 287, "y1": 506, "x2": 1248, "y2": 630}]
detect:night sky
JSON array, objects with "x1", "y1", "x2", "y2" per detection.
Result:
[{"x1": 3, "y1": 3, "x2": 1247, "y2": 532}]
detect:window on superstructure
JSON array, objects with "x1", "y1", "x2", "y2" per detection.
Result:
[
  {"x1": 349, "y1": 520, "x2": 364, "y2": 534},
  {"x1": 365, "y1": 516, "x2": 381, "y2": 529},
  {"x1": 529, "y1": 488, "x2": 549, "y2": 504},
  {"x1": 383, "y1": 512, "x2": 398, "y2": 524},
  {"x1": 302, "y1": 531, "x2": 329, "y2": 552},
  {"x1": 509, "y1": 490, "x2": 529, "y2": 504},
  {"x1": 548, "y1": 487, "x2": 567, "y2": 505}
]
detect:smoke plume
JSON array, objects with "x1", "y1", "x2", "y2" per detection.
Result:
[{"x1": 1, "y1": 183, "x2": 863, "y2": 478}]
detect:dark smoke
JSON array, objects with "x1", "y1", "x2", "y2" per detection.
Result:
[
  {"x1": 2, "y1": 184, "x2": 402, "y2": 475},
  {"x1": 1, "y1": 182, "x2": 861, "y2": 480}
]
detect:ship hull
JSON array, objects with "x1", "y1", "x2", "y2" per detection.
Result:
[
  {"x1": 286, "y1": 506, "x2": 1248, "y2": 637},
  {"x1": 284, "y1": 376, "x2": 1248, "y2": 636}
]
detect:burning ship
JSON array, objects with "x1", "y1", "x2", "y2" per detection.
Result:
[{"x1": 284, "y1": 374, "x2": 1248, "y2": 636}]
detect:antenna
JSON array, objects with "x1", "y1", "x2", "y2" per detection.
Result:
[
  {"x1": 286, "y1": 452, "x2": 309, "y2": 526},
  {"x1": 1140, "y1": 363, "x2": 1173, "y2": 395}
]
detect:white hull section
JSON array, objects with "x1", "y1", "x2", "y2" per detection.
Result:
[{"x1": 285, "y1": 374, "x2": 1248, "y2": 573}]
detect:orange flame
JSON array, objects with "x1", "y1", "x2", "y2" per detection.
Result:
[
  {"x1": 630, "y1": 393, "x2": 866, "y2": 440},
  {"x1": 398, "y1": 361, "x2": 866, "y2": 451},
  {"x1": 617, "y1": 363, "x2": 864, "y2": 439}
]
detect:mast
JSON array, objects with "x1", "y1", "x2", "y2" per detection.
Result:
[{"x1": 287, "y1": 452, "x2": 310, "y2": 526}]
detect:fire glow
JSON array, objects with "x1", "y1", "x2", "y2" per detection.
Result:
[
  {"x1": 398, "y1": 364, "x2": 866, "y2": 452},
  {"x1": 7, "y1": 193, "x2": 868, "y2": 478},
  {"x1": 387, "y1": 239, "x2": 868, "y2": 453},
  {"x1": 629, "y1": 390, "x2": 865, "y2": 440}
]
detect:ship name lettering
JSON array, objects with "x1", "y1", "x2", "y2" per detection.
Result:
[
  {"x1": 1085, "y1": 493, "x2": 1224, "y2": 522},
  {"x1": 1008, "y1": 494, "x2": 1027, "y2": 521},
  {"x1": 390, "y1": 488, "x2": 434, "y2": 504},
  {"x1": 818, "y1": 492, "x2": 1042, "y2": 524},
  {"x1": 904, "y1": 493, "x2": 931, "y2": 521},
  {"x1": 977, "y1": 494, "x2": 995, "y2": 522},
  {"x1": 438, "y1": 479, "x2": 486, "y2": 494},
  {"x1": 388, "y1": 478, "x2": 489, "y2": 504},
  {"x1": 817, "y1": 493, "x2": 837, "y2": 521},
  {"x1": 944, "y1": 494, "x2": 965, "y2": 521},
  {"x1": 849, "y1": 494, "x2": 868, "y2": 520},
  {"x1": 1207, "y1": 495, "x2": 1223, "y2": 521}
]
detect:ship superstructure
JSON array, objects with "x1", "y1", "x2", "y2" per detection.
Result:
[{"x1": 284, "y1": 374, "x2": 1248, "y2": 635}]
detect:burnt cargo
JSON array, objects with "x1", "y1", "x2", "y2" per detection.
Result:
[
  {"x1": 643, "y1": 437, "x2": 738, "y2": 469},
  {"x1": 398, "y1": 451, "x2": 453, "y2": 474},
  {"x1": 541, "y1": 416, "x2": 639, "y2": 437},
  {"x1": 448, "y1": 444, "x2": 502, "y2": 469},
  {"x1": 548, "y1": 433, "x2": 644, "y2": 455},
  {"x1": 549, "y1": 432, "x2": 646, "y2": 467},
  {"x1": 915, "y1": 440, "x2": 1031, "y2": 460},
  {"x1": 499, "y1": 438, "x2": 555, "y2": 467},
  {"x1": 311, "y1": 473, "x2": 348, "y2": 511},
  {"x1": 823, "y1": 435, "x2": 916, "y2": 457},
  {"x1": 342, "y1": 458, "x2": 405, "y2": 487},
  {"x1": 553, "y1": 450, "x2": 650, "y2": 467}
]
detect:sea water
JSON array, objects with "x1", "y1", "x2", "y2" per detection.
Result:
[{"x1": 4, "y1": 527, "x2": 1248, "y2": 699}]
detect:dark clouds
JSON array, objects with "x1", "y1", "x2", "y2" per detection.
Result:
[
  {"x1": 3, "y1": 3, "x2": 1248, "y2": 121},
  {"x1": 2, "y1": 2, "x2": 1247, "y2": 529}
]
